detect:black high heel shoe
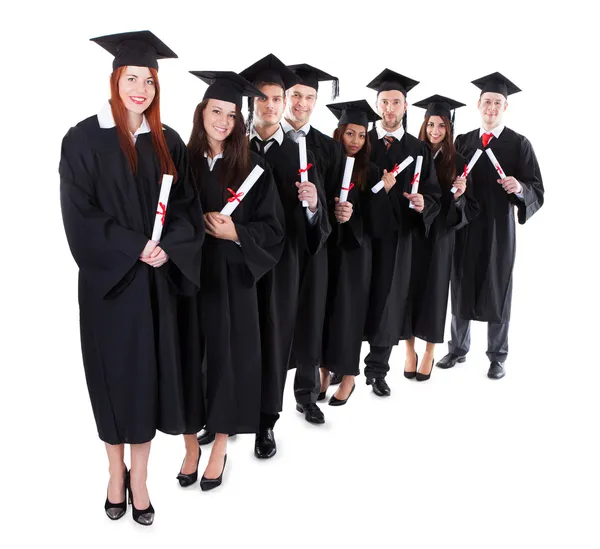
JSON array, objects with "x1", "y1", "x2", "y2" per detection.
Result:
[
  {"x1": 404, "y1": 352, "x2": 418, "y2": 379},
  {"x1": 416, "y1": 357, "x2": 435, "y2": 382},
  {"x1": 104, "y1": 468, "x2": 128, "y2": 520},
  {"x1": 328, "y1": 382, "x2": 355, "y2": 406},
  {"x1": 128, "y1": 481, "x2": 155, "y2": 526},
  {"x1": 176, "y1": 445, "x2": 202, "y2": 487},
  {"x1": 200, "y1": 454, "x2": 228, "y2": 492}
]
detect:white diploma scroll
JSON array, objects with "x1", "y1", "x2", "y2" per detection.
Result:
[
  {"x1": 408, "y1": 155, "x2": 423, "y2": 209},
  {"x1": 151, "y1": 174, "x2": 174, "y2": 242},
  {"x1": 452, "y1": 148, "x2": 483, "y2": 194},
  {"x1": 485, "y1": 148, "x2": 507, "y2": 179},
  {"x1": 298, "y1": 136, "x2": 310, "y2": 207},
  {"x1": 371, "y1": 155, "x2": 414, "y2": 194},
  {"x1": 220, "y1": 165, "x2": 264, "y2": 216},
  {"x1": 338, "y1": 156, "x2": 355, "y2": 203}
]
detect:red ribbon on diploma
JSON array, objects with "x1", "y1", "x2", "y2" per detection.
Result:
[
  {"x1": 410, "y1": 173, "x2": 420, "y2": 186},
  {"x1": 342, "y1": 183, "x2": 355, "y2": 191},
  {"x1": 156, "y1": 202, "x2": 167, "y2": 225},
  {"x1": 227, "y1": 188, "x2": 244, "y2": 203},
  {"x1": 392, "y1": 163, "x2": 400, "y2": 173},
  {"x1": 298, "y1": 163, "x2": 313, "y2": 175},
  {"x1": 462, "y1": 164, "x2": 468, "y2": 178},
  {"x1": 494, "y1": 165, "x2": 503, "y2": 176}
]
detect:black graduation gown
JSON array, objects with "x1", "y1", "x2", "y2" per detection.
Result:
[
  {"x1": 364, "y1": 129, "x2": 442, "y2": 346},
  {"x1": 256, "y1": 137, "x2": 330, "y2": 414},
  {"x1": 323, "y1": 162, "x2": 394, "y2": 375},
  {"x1": 452, "y1": 127, "x2": 544, "y2": 323},
  {"x1": 289, "y1": 127, "x2": 343, "y2": 368},
  {"x1": 195, "y1": 153, "x2": 285, "y2": 434},
  {"x1": 409, "y1": 152, "x2": 480, "y2": 343},
  {"x1": 59, "y1": 116, "x2": 204, "y2": 445}
]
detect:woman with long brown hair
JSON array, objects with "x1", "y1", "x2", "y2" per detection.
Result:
[
  {"x1": 176, "y1": 71, "x2": 284, "y2": 491},
  {"x1": 59, "y1": 31, "x2": 204, "y2": 525},
  {"x1": 319, "y1": 100, "x2": 396, "y2": 405},
  {"x1": 403, "y1": 95, "x2": 479, "y2": 381}
]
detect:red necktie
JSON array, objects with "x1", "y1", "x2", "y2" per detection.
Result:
[
  {"x1": 482, "y1": 132, "x2": 493, "y2": 147},
  {"x1": 384, "y1": 135, "x2": 395, "y2": 150}
]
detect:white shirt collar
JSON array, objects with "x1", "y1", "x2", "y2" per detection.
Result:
[
  {"x1": 281, "y1": 118, "x2": 311, "y2": 136},
  {"x1": 375, "y1": 120, "x2": 405, "y2": 142},
  {"x1": 249, "y1": 124, "x2": 284, "y2": 146},
  {"x1": 204, "y1": 151, "x2": 223, "y2": 171},
  {"x1": 479, "y1": 124, "x2": 505, "y2": 138},
  {"x1": 433, "y1": 147, "x2": 443, "y2": 159},
  {"x1": 97, "y1": 101, "x2": 151, "y2": 143}
]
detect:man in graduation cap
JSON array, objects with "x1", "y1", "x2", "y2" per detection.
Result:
[
  {"x1": 436, "y1": 72, "x2": 544, "y2": 379},
  {"x1": 280, "y1": 63, "x2": 346, "y2": 403},
  {"x1": 362, "y1": 68, "x2": 441, "y2": 397},
  {"x1": 234, "y1": 54, "x2": 330, "y2": 457}
]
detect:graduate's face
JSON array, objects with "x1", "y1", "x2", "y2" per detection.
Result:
[
  {"x1": 341, "y1": 123, "x2": 367, "y2": 156},
  {"x1": 203, "y1": 99, "x2": 237, "y2": 143},
  {"x1": 118, "y1": 66, "x2": 156, "y2": 114},
  {"x1": 254, "y1": 84, "x2": 286, "y2": 127},
  {"x1": 376, "y1": 91, "x2": 406, "y2": 130},
  {"x1": 478, "y1": 92, "x2": 507, "y2": 126},
  {"x1": 426, "y1": 116, "x2": 447, "y2": 146},
  {"x1": 285, "y1": 85, "x2": 317, "y2": 125}
]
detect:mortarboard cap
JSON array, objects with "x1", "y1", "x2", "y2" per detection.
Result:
[
  {"x1": 190, "y1": 71, "x2": 266, "y2": 109},
  {"x1": 471, "y1": 72, "x2": 521, "y2": 98},
  {"x1": 240, "y1": 54, "x2": 300, "y2": 91},
  {"x1": 366, "y1": 68, "x2": 419, "y2": 97},
  {"x1": 287, "y1": 63, "x2": 339, "y2": 99},
  {"x1": 413, "y1": 94, "x2": 466, "y2": 122},
  {"x1": 326, "y1": 99, "x2": 381, "y2": 129}
]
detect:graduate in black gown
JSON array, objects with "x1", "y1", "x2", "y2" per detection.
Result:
[
  {"x1": 320, "y1": 100, "x2": 397, "y2": 405},
  {"x1": 281, "y1": 64, "x2": 344, "y2": 421},
  {"x1": 59, "y1": 31, "x2": 204, "y2": 525},
  {"x1": 177, "y1": 72, "x2": 285, "y2": 490},
  {"x1": 362, "y1": 69, "x2": 441, "y2": 397},
  {"x1": 241, "y1": 54, "x2": 331, "y2": 456},
  {"x1": 402, "y1": 95, "x2": 480, "y2": 381},
  {"x1": 436, "y1": 73, "x2": 544, "y2": 379}
]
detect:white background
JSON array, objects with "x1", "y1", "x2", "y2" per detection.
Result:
[{"x1": 1, "y1": 1, "x2": 599, "y2": 547}]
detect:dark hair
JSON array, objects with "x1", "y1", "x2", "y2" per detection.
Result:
[
  {"x1": 246, "y1": 81, "x2": 285, "y2": 132},
  {"x1": 188, "y1": 99, "x2": 251, "y2": 190},
  {"x1": 418, "y1": 115, "x2": 456, "y2": 189},
  {"x1": 333, "y1": 123, "x2": 371, "y2": 190}
]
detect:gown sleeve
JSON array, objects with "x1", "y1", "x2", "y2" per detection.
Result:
[
  {"x1": 509, "y1": 136, "x2": 544, "y2": 224},
  {"x1": 59, "y1": 126, "x2": 148, "y2": 298}
]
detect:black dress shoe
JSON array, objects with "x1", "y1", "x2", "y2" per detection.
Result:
[
  {"x1": 416, "y1": 358, "x2": 434, "y2": 382},
  {"x1": 200, "y1": 454, "x2": 227, "y2": 491},
  {"x1": 328, "y1": 383, "x2": 355, "y2": 406},
  {"x1": 254, "y1": 428, "x2": 277, "y2": 459},
  {"x1": 105, "y1": 469, "x2": 128, "y2": 520},
  {"x1": 404, "y1": 352, "x2": 418, "y2": 379},
  {"x1": 295, "y1": 402, "x2": 325, "y2": 424},
  {"x1": 487, "y1": 361, "x2": 505, "y2": 379},
  {"x1": 366, "y1": 377, "x2": 391, "y2": 397},
  {"x1": 330, "y1": 372, "x2": 343, "y2": 385},
  {"x1": 197, "y1": 430, "x2": 216, "y2": 445},
  {"x1": 435, "y1": 353, "x2": 466, "y2": 369},
  {"x1": 176, "y1": 446, "x2": 202, "y2": 487}
]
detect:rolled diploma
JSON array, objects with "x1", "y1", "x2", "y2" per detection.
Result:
[
  {"x1": 151, "y1": 174, "x2": 174, "y2": 242},
  {"x1": 298, "y1": 136, "x2": 309, "y2": 207},
  {"x1": 371, "y1": 155, "x2": 414, "y2": 194},
  {"x1": 485, "y1": 148, "x2": 507, "y2": 179},
  {"x1": 408, "y1": 155, "x2": 423, "y2": 209},
  {"x1": 338, "y1": 156, "x2": 355, "y2": 203},
  {"x1": 452, "y1": 148, "x2": 483, "y2": 194},
  {"x1": 220, "y1": 164, "x2": 264, "y2": 216}
]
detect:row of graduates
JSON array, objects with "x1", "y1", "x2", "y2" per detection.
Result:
[{"x1": 59, "y1": 31, "x2": 544, "y2": 525}]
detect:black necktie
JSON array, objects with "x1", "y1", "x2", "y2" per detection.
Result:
[{"x1": 253, "y1": 136, "x2": 275, "y2": 156}]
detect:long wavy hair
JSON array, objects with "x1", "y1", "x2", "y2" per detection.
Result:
[
  {"x1": 187, "y1": 99, "x2": 251, "y2": 190},
  {"x1": 418, "y1": 115, "x2": 457, "y2": 189},
  {"x1": 333, "y1": 123, "x2": 371, "y2": 190},
  {"x1": 109, "y1": 66, "x2": 177, "y2": 181}
]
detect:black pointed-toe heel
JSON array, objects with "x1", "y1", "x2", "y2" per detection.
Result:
[
  {"x1": 128, "y1": 482, "x2": 155, "y2": 526},
  {"x1": 104, "y1": 469, "x2": 128, "y2": 520},
  {"x1": 416, "y1": 358, "x2": 435, "y2": 382},
  {"x1": 404, "y1": 352, "x2": 418, "y2": 379},
  {"x1": 176, "y1": 446, "x2": 202, "y2": 487},
  {"x1": 328, "y1": 383, "x2": 356, "y2": 406},
  {"x1": 200, "y1": 454, "x2": 228, "y2": 492}
]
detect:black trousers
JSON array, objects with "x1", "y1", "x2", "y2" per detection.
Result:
[
  {"x1": 364, "y1": 345, "x2": 394, "y2": 379},
  {"x1": 448, "y1": 315, "x2": 509, "y2": 362},
  {"x1": 293, "y1": 364, "x2": 320, "y2": 405}
]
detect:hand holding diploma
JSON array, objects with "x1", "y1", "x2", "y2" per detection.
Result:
[
  {"x1": 298, "y1": 136, "x2": 311, "y2": 207},
  {"x1": 204, "y1": 212, "x2": 239, "y2": 241},
  {"x1": 140, "y1": 239, "x2": 169, "y2": 268},
  {"x1": 339, "y1": 157, "x2": 355, "y2": 203},
  {"x1": 451, "y1": 149, "x2": 482, "y2": 194},
  {"x1": 498, "y1": 176, "x2": 522, "y2": 194},
  {"x1": 382, "y1": 169, "x2": 397, "y2": 193},
  {"x1": 452, "y1": 173, "x2": 467, "y2": 199},
  {"x1": 334, "y1": 197, "x2": 353, "y2": 223},
  {"x1": 408, "y1": 155, "x2": 423, "y2": 210},
  {"x1": 296, "y1": 181, "x2": 318, "y2": 211},
  {"x1": 371, "y1": 155, "x2": 413, "y2": 193},
  {"x1": 220, "y1": 165, "x2": 264, "y2": 216}
]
